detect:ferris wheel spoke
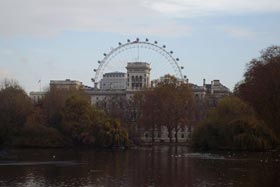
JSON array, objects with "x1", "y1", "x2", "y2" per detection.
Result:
[{"x1": 94, "y1": 39, "x2": 185, "y2": 87}]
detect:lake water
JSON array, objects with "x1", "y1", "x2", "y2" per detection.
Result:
[{"x1": 0, "y1": 146, "x2": 280, "y2": 187}]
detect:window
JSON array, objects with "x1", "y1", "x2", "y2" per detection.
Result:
[
  {"x1": 145, "y1": 133, "x2": 149, "y2": 138},
  {"x1": 181, "y1": 134, "x2": 185, "y2": 138}
]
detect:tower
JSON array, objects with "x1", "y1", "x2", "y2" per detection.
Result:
[{"x1": 126, "y1": 62, "x2": 151, "y2": 91}]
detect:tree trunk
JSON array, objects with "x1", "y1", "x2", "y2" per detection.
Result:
[
  {"x1": 151, "y1": 129, "x2": 155, "y2": 143},
  {"x1": 168, "y1": 128, "x2": 172, "y2": 143}
]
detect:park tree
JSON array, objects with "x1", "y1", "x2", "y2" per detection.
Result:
[
  {"x1": 156, "y1": 75, "x2": 195, "y2": 142},
  {"x1": 0, "y1": 79, "x2": 33, "y2": 144},
  {"x1": 94, "y1": 118, "x2": 129, "y2": 147},
  {"x1": 60, "y1": 94, "x2": 95, "y2": 145},
  {"x1": 192, "y1": 96, "x2": 277, "y2": 150},
  {"x1": 61, "y1": 93, "x2": 129, "y2": 147},
  {"x1": 43, "y1": 87, "x2": 90, "y2": 127},
  {"x1": 235, "y1": 46, "x2": 280, "y2": 137},
  {"x1": 15, "y1": 107, "x2": 67, "y2": 147},
  {"x1": 135, "y1": 75, "x2": 195, "y2": 143},
  {"x1": 134, "y1": 89, "x2": 160, "y2": 142}
]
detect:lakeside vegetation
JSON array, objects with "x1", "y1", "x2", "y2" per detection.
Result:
[
  {"x1": 192, "y1": 45, "x2": 280, "y2": 151},
  {"x1": 192, "y1": 96, "x2": 278, "y2": 151},
  {"x1": 0, "y1": 82, "x2": 129, "y2": 148},
  {"x1": 0, "y1": 45, "x2": 279, "y2": 151}
]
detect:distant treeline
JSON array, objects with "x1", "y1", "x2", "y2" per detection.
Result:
[{"x1": 0, "y1": 82, "x2": 129, "y2": 148}]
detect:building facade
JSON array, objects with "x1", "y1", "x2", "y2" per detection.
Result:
[
  {"x1": 50, "y1": 79, "x2": 82, "y2": 91},
  {"x1": 126, "y1": 62, "x2": 151, "y2": 91},
  {"x1": 100, "y1": 72, "x2": 127, "y2": 90},
  {"x1": 29, "y1": 91, "x2": 47, "y2": 103}
]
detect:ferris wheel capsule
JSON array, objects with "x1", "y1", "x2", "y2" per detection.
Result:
[
  {"x1": 127, "y1": 39, "x2": 130, "y2": 42},
  {"x1": 154, "y1": 41, "x2": 158, "y2": 44},
  {"x1": 118, "y1": 42, "x2": 122, "y2": 46},
  {"x1": 145, "y1": 38, "x2": 149, "y2": 42},
  {"x1": 176, "y1": 58, "x2": 179, "y2": 61},
  {"x1": 170, "y1": 51, "x2": 173, "y2": 54}
]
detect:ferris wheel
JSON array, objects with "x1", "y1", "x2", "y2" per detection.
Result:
[{"x1": 92, "y1": 38, "x2": 187, "y2": 87}]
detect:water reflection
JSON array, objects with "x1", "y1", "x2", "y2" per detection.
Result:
[{"x1": 0, "y1": 146, "x2": 280, "y2": 187}]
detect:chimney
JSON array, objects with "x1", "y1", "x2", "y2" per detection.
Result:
[{"x1": 203, "y1": 78, "x2": 206, "y2": 86}]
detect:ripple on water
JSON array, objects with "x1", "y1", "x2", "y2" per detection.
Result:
[
  {"x1": 0, "y1": 160, "x2": 80, "y2": 166},
  {"x1": 184, "y1": 153, "x2": 228, "y2": 160}
]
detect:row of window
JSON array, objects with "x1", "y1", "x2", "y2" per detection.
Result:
[
  {"x1": 104, "y1": 74, "x2": 125, "y2": 78},
  {"x1": 131, "y1": 83, "x2": 143, "y2": 88}
]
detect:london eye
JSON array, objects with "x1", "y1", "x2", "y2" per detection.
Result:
[{"x1": 92, "y1": 38, "x2": 186, "y2": 87}]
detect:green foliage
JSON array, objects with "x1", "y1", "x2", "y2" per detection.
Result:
[
  {"x1": 60, "y1": 94, "x2": 93, "y2": 144},
  {"x1": 192, "y1": 96, "x2": 277, "y2": 151},
  {"x1": 94, "y1": 119, "x2": 129, "y2": 147},
  {"x1": 59, "y1": 93, "x2": 129, "y2": 147}
]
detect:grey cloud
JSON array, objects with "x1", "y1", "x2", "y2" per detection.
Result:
[
  {"x1": 143, "y1": 0, "x2": 280, "y2": 17},
  {"x1": 2, "y1": 0, "x2": 277, "y2": 38},
  {"x1": 1, "y1": 0, "x2": 187, "y2": 37}
]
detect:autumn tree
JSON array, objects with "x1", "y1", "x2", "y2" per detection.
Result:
[
  {"x1": 94, "y1": 118, "x2": 129, "y2": 147},
  {"x1": 16, "y1": 107, "x2": 66, "y2": 147},
  {"x1": 42, "y1": 87, "x2": 90, "y2": 127},
  {"x1": 235, "y1": 46, "x2": 280, "y2": 137},
  {"x1": 0, "y1": 79, "x2": 33, "y2": 144},
  {"x1": 60, "y1": 94, "x2": 95, "y2": 145},
  {"x1": 60, "y1": 93, "x2": 129, "y2": 147},
  {"x1": 134, "y1": 89, "x2": 160, "y2": 142},
  {"x1": 156, "y1": 75, "x2": 195, "y2": 142},
  {"x1": 192, "y1": 96, "x2": 277, "y2": 150},
  {"x1": 135, "y1": 75, "x2": 195, "y2": 143}
]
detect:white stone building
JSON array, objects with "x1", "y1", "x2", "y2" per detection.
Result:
[
  {"x1": 29, "y1": 91, "x2": 47, "y2": 103},
  {"x1": 100, "y1": 72, "x2": 127, "y2": 90},
  {"x1": 126, "y1": 62, "x2": 151, "y2": 91},
  {"x1": 29, "y1": 79, "x2": 82, "y2": 103},
  {"x1": 50, "y1": 79, "x2": 82, "y2": 91}
]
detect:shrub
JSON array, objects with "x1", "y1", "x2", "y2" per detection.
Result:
[{"x1": 192, "y1": 96, "x2": 278, "y2": 151}]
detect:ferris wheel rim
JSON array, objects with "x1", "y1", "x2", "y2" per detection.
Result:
[{"x1": 93, "y1": 39, "x2": 184, "y2": 84}]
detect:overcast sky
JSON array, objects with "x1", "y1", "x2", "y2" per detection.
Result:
[{"x1": 1, "y1": 0, "x2": 280, "y2": 92}]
